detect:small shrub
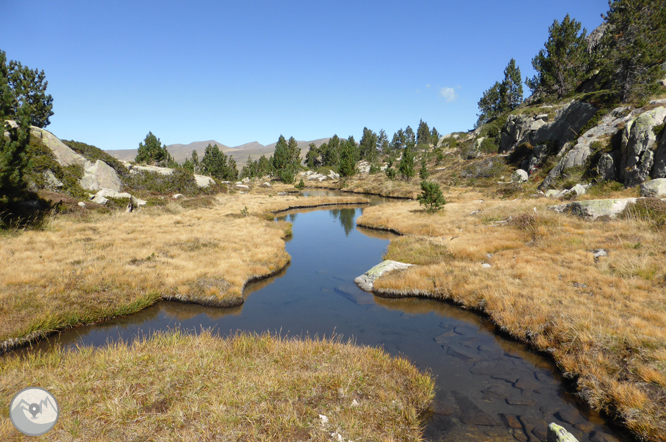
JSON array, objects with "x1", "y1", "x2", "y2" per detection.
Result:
[
  {"x1": 417, "y1": 180, "x2": 446, "y2": 213},
  {"x1": 369, "y1": 164, "x2": 380, "y2": 174},
  {"x1": 295, "y1": 179, "x2": 305, "y2": 189},
  {"x1": 240, "y1": 206, "x2": 249, "y2": 217},
  {"x1": 511, "y1": 214, "x2": 544, "y2": 243},
  {"x1": 479, "y1": 137, "x2": 498, "y2": 154}
]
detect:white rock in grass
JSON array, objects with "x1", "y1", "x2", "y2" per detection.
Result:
[
  {"x1": 77, "y1": 202, "x2": 86, "y2": 208},
  {"x1": 319, "y1": 414, "x2": 329, "y2": 425},
  {"x1": 354, "y1": 260, "x2": 414, "y2": 292}
]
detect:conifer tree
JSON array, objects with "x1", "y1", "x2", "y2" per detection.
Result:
[
  {"x1": 416, "y1": 119, "x2": 430, "y2": 146},
  {"x1": 135, "y1": 132, "x2": 173, "y2": 165},
  {"x1": 0, "y1": 50, "x2": 54, "y2": 128},
  {"x1": 358, "y1": 127, "x2": 378, "y2": 161},
  {"x1": 419, "y1": 158, "x2": 429, "y2": 180},
  {"x1": 377, "y1": 129, "x2": 389, "y2": 153},
  {"x1": 390, "y1": 129, "x2": 405, "y2": 151},
  {"x1": 418, "y1": 180, "x2": 446, "y2": 213},
  {"x1": 598, "y1": 0, "x2": 666, "y2": 102},
  {"x1": 339, "y1": 136, "x2": 358, "y2": 177},
  {"x1": 404, "y1": 126, "x2": 416, "y2": 148},
  {"x1": 305, "y1": 143, "x2": 320, "y2": 168},
  {"x1": 477, "y1": 59, "x2": 524, "y2": 126},
  {"x1": 430, "y1": 127, "x2": 440, "y2": 145},
  {"x1": 526, "y1": 14, "x2": 590, "y2": 98},
  {"x1": 398, "y1": 145, "x2": 415, "y2": 180},
  {"x1": 0, "y1": 104, "x2": 31, "y2": 205}
]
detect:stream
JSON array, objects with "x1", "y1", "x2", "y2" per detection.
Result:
[{"x1": 16, "y1": 191, "x2": 628, "y2": 442}]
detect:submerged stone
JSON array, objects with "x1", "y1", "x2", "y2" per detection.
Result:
[{"x1": 354, "y1": 260, "x2": 414, "y2": 292}]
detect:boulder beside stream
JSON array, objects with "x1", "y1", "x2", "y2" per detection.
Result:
[{"x1": 354, "y1": 260, "x2": 414, "y2": 292}]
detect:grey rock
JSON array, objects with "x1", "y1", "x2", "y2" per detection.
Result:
[
  {"x1": 620, "y1": 107, "x2": 666, "y2": 186},
  {"x1": 241, "y1": 177, "x2": 250, "y2": 183},
  {"x1": 43, "y1": 170, "x2": 63, "y2": 189},
  {"x1": 451, "y1": 391, "x2": 500, "y2": 426},
  {"x1": 545, "y1": 189, "x2": 565, "y2": 198},
  {"x1": 568, "y1": 184, "x2": 587, "y2": 196},
  {"x1": 77, "y1": 202, "x2": 86, "y2": 208},
  {"x1": 234, "y1": 184, "x2": 250, "y2": 190},
  {"x1": 194, "y1": 175, "x2": 214, "y2": 187},
  {"x1": 596, "y1": 153, "x2": 617, "y2": 181},
  {"x1": 354, "y1": 260, "x2": 414, "y2": 292},
  {"x1": 592, "y1": 249, "x2": 608, "y2": 259},
  {"x1": 640, "y1": 178, "x2": 666, "y2": 197},
  {"x1": 527, "y1": 143, "x2": 552, "y2": 173},
  {"x1": 549, "y1": 198, "x2": 638, "y2": 219},
  {"x1": 481, "y1": 263, "x2": 492, "y2": 268},
  {"x1": 651, "y1": 130, "x2": 666, "y2": 178},
  {"x1": 172, "y1": 193, "x2": 184, "y2": 199},
  {"x1": 547, "y1": 423, "x2": 579, "y2": 442},
  {"x1": 536, "y1": 114, "x2": 549, "y2": 121},
  {"x1": 29, "y1": 126, "x2": 87, "y2": 168},
  {"x1": 511, "y1": 169, "x2": 528, "y2": 183},
  {"x1": 80, "y1": 159, "x2": 122, "y2": 192},
  {"x1": 261, "y1": 182, "x2": 271, "y2": 188},
  {"x1": 128, "y1": 164, "x2": 174, "y2": 175}
]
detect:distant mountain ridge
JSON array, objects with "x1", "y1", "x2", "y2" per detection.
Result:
[{"x1": 105, "y1": 138, "x2": 330, "y2": 168}]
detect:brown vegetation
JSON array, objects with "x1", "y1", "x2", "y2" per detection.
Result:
[
  {"x1": 357, "y1": 198, "x2": 666, "y2": 441},
  {"x1": 0, "y1": 330, "x2": 434, "y2": 441},
  {"x1": 0, "y1": 194, "x2": 367, "y2": 350}
]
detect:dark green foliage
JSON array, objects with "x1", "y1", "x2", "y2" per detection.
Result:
[
  {"x1": 418, "y1": 180, "x2": 446, "y2": 213},
  {"x1": 385, "y1": 156, "x2": 397, "y2": 180},
  {"x1": 369, "y1": 164, "x2": 381, "y2": 174},
  {"x1": 201, "y1": 144, "x2": 238, "y2": 181},
  {"x1": 390, "y1": 129, "x2": 405, "y2": 151},
  {"x1": 436, "y1": 149, "x2": 444, "y2": 164},
  {"x1": 477, "y1": 59, "x2": 523, "y2": 126},
  {"x1": 507, "y1": 143, "x2": 534, "y2": 167},
  {"x1": 0, "y1": 50, "x2": 54, "y2": 128},
  {"x1": 182, "y1": 150, "x2": 200, "y2": 174},
  {"x1": 358, "y1": 127, "x2": 378, "y2": 161},
  {"x1": 430, "y1": 127, "x2": 440, "y2": 145},
  {"x1": 398, "y1": 145, "x2": 415, "y2": 180},
  {"x1": 598, "y1": 0, "x2": 666, "y2": 102},
  {"x1": 416, "y1": 119, "x2": 430, "y2": 146},
  {"x1": 480, "y1": 137, "x2": 499, "y2": 154},
  {"x1": 305, "y1": 143, "x2": 321, "y2": 169},
  {"x1": 242, "y1": 154, "x2": 272, "y2": 179},
  {"x1": 135, "y1": 132, "x2": 174, "y2": 166},
  {"x1": 1, "y1": 107, "x2": 31, "y2": 205},
  {"x1": 419, "y1": 158, "x2": 429, "y2": 180},
  {"x1": 62, "y1": 139, "x2": 129, "y2": 179},
  {"x1": 377, "y1": 130, "x2": 389, "y2": 153},
  {"x1": 125, "y1": 168, "x2": 211, "y2": 196},
  {"x1": 338, "y1": 136, "x2": 358, "y2": 178},
  {"x1": 272, "y1": 135, "x2": 301, "y2": 183},
  {"x1": 295, "y1": 178, "x2": 305, "y2": 189},
  {"x1": 526, "y1": 15, "x2": 590, "y2": 98},
  {"x1": 404, "y1": 126, "x2": 416, "y2": 148},
  {"x1": 321, "y1": 135, "x2": 341, "y2": 167}
]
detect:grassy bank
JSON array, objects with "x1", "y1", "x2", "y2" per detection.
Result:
[
  {"x1": 0, "y1": 194, "x2": 368, "y2": 350},
  {"x1": 0, "y1": 330, "x2": 434, "y2": 441},
  {"x1": 357, "y1": 199, "x2": 666, "y2": 441}
]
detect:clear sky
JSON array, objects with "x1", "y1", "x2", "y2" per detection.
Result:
[{"x1": 1, "y1": 0, "x2": 610, "y2": 151}]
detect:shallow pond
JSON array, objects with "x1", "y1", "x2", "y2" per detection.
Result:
[{"x1": 20, "y1": 193, "x2": 628, "y2": 442}]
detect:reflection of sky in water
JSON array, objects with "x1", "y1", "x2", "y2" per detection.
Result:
[{"x1": 17, "y1": 197, "x2": 628, "y2": 441}]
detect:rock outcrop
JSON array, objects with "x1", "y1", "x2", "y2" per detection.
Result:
[
  {"x1": 549, "y1": 198, "x2": 638, "y2": 219},
  {"x1": 547, "y1": 423, "x2": 579, "y2": 442},
  {"x1": 511, "y1": 169, "x2": 528, "y2": 183},
  {"x1": 640, "y1": 178, "x2": 666, "y2": 197},
  {"x1": 354, "y1": 260, "x2": 414, "y2": 292},
  {"x1": 499, "y1": 101, "x2": 598, "y2": 154},
  {"x1": 620, "y1": 106, "x2": 666, "y2": 187}
]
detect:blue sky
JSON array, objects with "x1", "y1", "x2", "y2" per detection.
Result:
[{"x1": 1, "y1": 0, "x2": 609, "y2": 151}]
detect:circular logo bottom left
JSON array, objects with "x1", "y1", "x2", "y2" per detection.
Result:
[{"x1": 9, "y1": 387, "x2": 59, "y2": 436}]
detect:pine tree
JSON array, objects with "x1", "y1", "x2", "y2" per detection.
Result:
[
  {"x1": 598, "y1": 0, "x2": 666, "y2": 102},
  {"x1": 477, "y1": 59, "x2": 524, "y2": 127},
  {"x1": 526, "y1": 14, "x2": 590, "y2": 98},
  {"x1": 305, "y1": 143, "x2": 320, "y2": 169},
  {"x1": 0, "y1": 104, "x2": 31, "y2": 205},
  {"x1": 385, "y1": 156, "x2": 396, "y2": 180},
  {"x1": 358, "y1": 127, "x2": 378, "y2": 161},
  {"x1": 404, "y1": 126, "x2": 416, "y2": 148},
  {"x1": 377, "y1": 129, "x2": 389, "y2": 153},
  {"x1": 287, "y1": 136, "x2": 301, "y2": 167},
  {"x1": 135, "y1": 132, "x2": 172, "y2": 165},
  {"x1": 398, "y1": 145, "x2": 415, "y2": 180},
  {"x1": 418, "y1": 180, "x2": 446, "y2": 213},
  {"x1": 272, "y1": 135, "x2": 295, "y2": 183},
  {"x1": 419, "y1": 158, "x2": 429, "y2": 180},
  {"x1": 501, "y1": 59, "x2": 523, "y2": 110},
  {"x1": 322, "y1": 135, "x2": 341, "y2": 167},
  {"x1": 339, "y1": 136, "x2": 358, "y2": 177},
  {"x1": 1, "y1": 50, "x2": 54, "y2": 128},
  {"x1": 390, "y1": 129, "x2": 405, "y2": 151},
  {"x1": 430, "y1": 127, "x2": 440, "y2": 145},
  {"x1": 416, "y1": 119, "x2": 430, "y2": 146}
]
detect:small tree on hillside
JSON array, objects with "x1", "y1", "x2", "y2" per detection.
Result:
[
  {"x1": 377, "y1": 129, "x2": 389, "y2": 153},
  {"x1": 430, "y1": 127, "x2": 440, "y2": 145},
  {"x1": 338, "y1": 136, "x2": 358, "y2": 177},
  {"x1": 305, "y1": 143, "x2": 320, "y2": 168},
  {"x1": 0, "y1": 105, "x2": 31, "y2": 206},
  {"x1": 477, "y1": 59, "x2": 524, "y2": 127},
  {"x1": 416, "y1": 119, "x2": 430, "y2": 146},
  {"x1": 135, "y1": 132, "x2": 173, "y2": 165},
  {"x1": 385, "y1": 156, "x2": 396, "y2": 180},
  {"x1": 398, "y1": 145, "x2": 415, "y2": 180},
  {"x1": 526, "y1": 15, "x2": 590, "y2": 99},
  {"x1": 418, "y1": 180, "x2": 446, "y2": 213},
  {"x1": 358, "y1": 127, "x2": 378, "y2": 162},
  {"x1": 419, "y1": 158, "x2": 429, "y2": 180}
]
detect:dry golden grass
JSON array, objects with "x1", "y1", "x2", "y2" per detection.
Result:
[
  {"x1": 0, "y1": 330, "x2": 434, "y2": 441},
  {"x1": 357, "y1": 198, "x2": 666, "y2": 442},
  {"x1": 0, "y1": 194, "x2": 368, "y2": 349}
]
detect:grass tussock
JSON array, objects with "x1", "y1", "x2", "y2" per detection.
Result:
[
  {"x1": 357, "y1": 198, "x2": 666, "y2": 441},
  {"x1": 383, "y1": 236, "x2": 453, "y2": 265},
  {"x1": 0, "y1": 330, "x2": 435, "y2": 441},
  {"x1": 0, "y1": 194, "x2": 368, "y2": 347}
]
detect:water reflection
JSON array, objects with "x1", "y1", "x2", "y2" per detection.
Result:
[{"x1": 9, "y1": 196, "x2": 629, "y2": 442}]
